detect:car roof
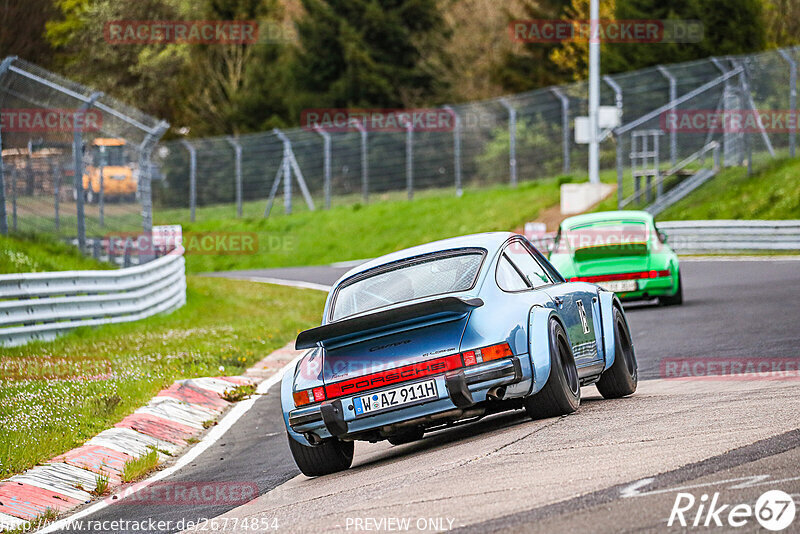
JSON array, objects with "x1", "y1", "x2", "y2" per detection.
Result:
[
  {"x1": 560, "y1": 210, "x2": 654, "y2": 230},
  {"x1": 338, "y1": 232, "x2": 515, "y2": 283}
]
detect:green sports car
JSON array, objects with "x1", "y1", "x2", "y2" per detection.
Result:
[{"x1": 548, "y1": 210, "x2": 683, "y2": 305}]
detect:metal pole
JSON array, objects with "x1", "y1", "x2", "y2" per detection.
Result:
[
  {"x1": 180, "y1": 140, "x2": 197, "y2": 222},
  {"x1": 226, "y1": 136, "x2": 243, "y2": 218},
  {"x1": 778, "y1": 49, "x2": 797, "y2": 157},
  {"x1": 588, "y1": 0, "x2": 600, "y2": 184},
  {"x1": 314, "y1": 126, "x2": 331, "y2": 209},
  {"x1": 0, "y1": 57, "x2": 16, "y2": 236},
  {"x1": 98, "y1": 148, "x2": 105, "y2": 227},
  {"x1": 74, "y1": 91, "x2": 103, "y2": 252},
  {"x1": 550, "y1": 88, "x2": 571, "y2": 174},
  {"x1": 53, "y1": 163, "x2": 61, "y2": 232},
  {"x1": 657, "y1": 65, "x2": 678, "y2": 166},
  {"x1": 443, "y1": 106, "x2": 463, "y2": 196},
  {"x1": 615, "y1": 128, "x2": 623, "y2": 209},
  {"x1": 350, "y1": 119, "x2": 368, "y2": 203},
  {"x1": 11, "y1": 168, "x2": 17, "y2": 231},
  {"x1": 138, "y1": 121, "x2": 169, "y2": 238},
  {"x1": 405, "y1": 121, "x2": 414, "y2": 200},
  {"x1": 499, "y1": 98, "x2": 517, "y2": 186}
]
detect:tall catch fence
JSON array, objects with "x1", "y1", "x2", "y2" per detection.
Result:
[
  {"x1": 154, "y1": 46, "x2": 798, "y2": 220},
  {"x1": 0, "y1": 57, "x2": 168, "y2": 251}
]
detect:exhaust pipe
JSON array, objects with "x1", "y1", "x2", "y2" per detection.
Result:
[
  {"x1": 487, "y1": 386, "x2": 506, "y2": 401},
  {"x1": 305, "y1": 432, "x2": 323, "y2": 445}
]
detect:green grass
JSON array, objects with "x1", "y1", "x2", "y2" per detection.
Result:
[
  {"x1": 0, "y1": 232, "x2": 112, "y2": 274},
  {"x1": 157, "y1": 179, "x2": 563, "y2": 273},
  {"x1": 0, "y1": 276, "x2": 325, "y2": 478},
  {"x1": 121, "y1": 450, "x2": 159, "y2": 483},
  {"x1": 657, "y1": 156, "x2": 800, "y2": 220}
]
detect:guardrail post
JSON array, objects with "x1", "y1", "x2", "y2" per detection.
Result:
[
  {"x1": 657, "y1": 65, "x2": 678, "y2": 166},
  {"x1": 499, "y1": 98, "x2": 517, "y2": 187},
  {"x1": 350, "y1": 119, "x2": 369, "y2": 203},
  {"x1": 550, "y1": 88, "x2": 571, "y2": 174},
  {"x1": 778, "y1": 49, "x2": 797, "y2": 158},
  {"x1": 0, "y1": 56, "x2": 14, "y2": 236},
  {"x1": 405, "y1": 121, "x2": 414, "y2": 200},
  {"x1": 123, "y1": 237, "x2": 132, "y2": 268},
  {"x1": 226, "y1": 136, "x2": 243, "y2": 218},
  {"x1": 74, "y1": 92, "x2": 103, "y2": 252},
  {"x1": 314, "y1": 126, "x2": 331, "y2": 209},
  {"x1": 443, "y1": 106, "x2": 463, "y2": 196},
  {"x1": 180, "y1": 140, "x2": 197, "y2": 222}
]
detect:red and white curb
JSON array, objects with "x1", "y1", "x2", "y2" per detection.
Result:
[{"x1": 0, "y1": 375, "x2": 257, "y2": 532}]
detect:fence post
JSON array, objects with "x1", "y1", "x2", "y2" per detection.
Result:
[
  {"x1": 350, "y1": 119, "x2": 369, "y2": 203},
  {"x1": 657, "y1": 65, "x2": 678, "y2": 166},
  {"x1": 226, "y1": 136, "x2": 243, "y2": 218},
  {"x1": 139, "y1": 121, "x2": 169, "y2": 240},
  {"x1": 778, "y1": 49, "x2": 797, "y2": 158},
  {"x1": 603, "y1": 75, "x2": 623, "y2": 128},
  {"x1": 405, "y1": 121, "x2": 414, "y2": 200},
  {"x1": 550, "y1": 88, "x2": 570, "y2": 174},
  {"x1": 98, "y1": 148, "x2": 105, "y2": 227},
  {"x1": 314, "y1": 126, "x2": 331, "y2": 209},
  {"x1": 0, "y1": 57, "x2": 14, "y2": 236},
  {"x1": 499, "y1": 98, "x2": 517, "y2": 187},
  {"x1": 443, "y1": 106, "x2": 463, "y2": 196},
  {"x1": 615, "y1": 128, "x2": 623, "y2": 209},
  {"x1": 74, "y1": 91, "x2": 103, "y2": 252},
  {"x1": 11, "y1": 168, "x2": 17, "y2": 231},
  {"x1": 180, "y1": 140, "x2": 197, "y2": 222},
  {"x1": 53, "y1": 162, "x2": 61, "y2": 232}
]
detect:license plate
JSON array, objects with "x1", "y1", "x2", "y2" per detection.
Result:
[
  {"x1": 598, "y1": 280, "x2": 638, "y2": 293},
  {"x1": 353, "y1": 379, "x2": 438, "y2": 417}
]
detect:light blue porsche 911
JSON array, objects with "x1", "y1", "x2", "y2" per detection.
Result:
[{"x1": 281, "y1": 232, "x2": 637, "y2": 476}]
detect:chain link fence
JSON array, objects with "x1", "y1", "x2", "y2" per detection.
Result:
[
  {"x1": 0, "y1": 57, "x2": 169, "y2": 251},
  {"x1": 154, "y1": 46, "x2": 798, "y2": 221}
]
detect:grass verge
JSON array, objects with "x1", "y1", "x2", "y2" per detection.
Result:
[
  {"x1": 0, "y1": 232, "x2": 112, "y2": 274},
  {"x1": 0, "y1": 276, "x2": 325, "y2": 478},
  {"x1": 121, "y1": 450, "x2": 160, "y2": 483}
]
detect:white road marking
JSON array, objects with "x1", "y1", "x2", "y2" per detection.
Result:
[
  {"x1": 680, "y1": 256, "x2": 800, "y2": 262},
  {"x1": 240, "y1": 276, "x2": 331, "y2": 292},
  {"x1": 620, "y1": 474, "x2": 800, "y2": 498},
  {"x1": 37, "y1": 355, "x2": 301, "y2": 534}
]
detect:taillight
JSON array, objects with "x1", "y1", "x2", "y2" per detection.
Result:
[
  {"x1": 571, "y1": 270, "x2": 670, "y2": 283},
  {"x1": 293, "y1": 386, "x2": 326, "y2": 407},
  {"x1": 461, "y1": 342, "x2": 513, "y2": 366}
]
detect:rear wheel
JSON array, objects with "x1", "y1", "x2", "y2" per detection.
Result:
[
  {"x1": 287, "y1": 435, "x2": 354, "y2": 477},
  {"x1": 659, "y1": 272, "x2": 683, "y2": 306},
  {"x1": 596, "y1": 308, "x2": 638, "y2": 399},
  {"x1": 524, "y1": 319, "x2": 580, "y2": 419}
]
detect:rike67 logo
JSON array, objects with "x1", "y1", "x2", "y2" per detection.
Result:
[{"x1": 669, "y1": 490, "x2": 796, "y2": 531}]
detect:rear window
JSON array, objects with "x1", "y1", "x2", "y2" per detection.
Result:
[
  {"x1": 331, "y1": 251, "x2": 484, "y2": 321},
  {"x1": 556, "y1": 220, "x2": 650, "y2": 253}
]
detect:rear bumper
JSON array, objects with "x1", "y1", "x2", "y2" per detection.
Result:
[
  {"x1": 617, "y1": 276, "x2": 675, "y2": 300},
  {"x1": 288, "y1": 356, "x2": 523, "y2": 439}
]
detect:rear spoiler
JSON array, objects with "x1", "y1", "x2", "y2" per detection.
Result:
[{"x1": 295, "y1": 296, "x2": 483, "y2": 350}]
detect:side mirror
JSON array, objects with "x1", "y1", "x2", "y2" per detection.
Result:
[{"x1": 658, "y1": 232, "x2": 668, "y2": 243}]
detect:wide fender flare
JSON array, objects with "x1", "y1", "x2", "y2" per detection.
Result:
[
  {"x1": 598, "y1": 290, "x2": 620, "y2": 371},
  {"x1": 281, "y1": 362, "x2": 312, "y2": 447},
  {"x1": 527, "y1": 306, "x2": 563, "y2": 395}
]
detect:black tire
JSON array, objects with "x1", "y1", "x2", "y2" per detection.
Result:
[
  {"x1": 659, "y1": 272, "x2": 683, "y2": 306},
  {"x1": 287, "y1": 435, "x2": 354, "y2": 477},
  {"x1": 596, "y1": 307, "x2": 638, "y2": 399},
  {"x1": 524, "y1": 319, "x2": 580, "y2": 419},
  {"x1": 387, "y1": 428, "x2": 425, "y2": 446}
]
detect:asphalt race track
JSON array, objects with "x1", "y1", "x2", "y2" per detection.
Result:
[{"x1": 60, "y1": 259, "x2": 800, "y2": 533}]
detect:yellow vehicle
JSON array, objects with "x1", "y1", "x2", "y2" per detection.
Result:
[{"x1": 78, "y1": 138, "x2": 138, "y2": 203}]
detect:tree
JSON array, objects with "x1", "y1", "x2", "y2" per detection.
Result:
[
  {"x1": 0, "y1": 0, "x2": 58, "y2": 65},
  {"x1": 549, "y1": 0, "x2": 617, "y2": 81},
  {"x1": 290, "y1": 0, "x2": 447, "y2": 111}
]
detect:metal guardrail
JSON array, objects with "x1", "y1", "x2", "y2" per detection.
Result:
[
  {"x1": 657, "y1": 220, "x2": 800, "y2": 253},
  {"x1": 0, "y1": 248, "x2": 186, "y2": 347}
]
